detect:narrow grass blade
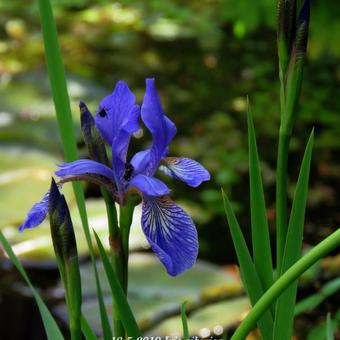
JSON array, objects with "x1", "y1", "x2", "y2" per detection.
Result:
[
  {"x1": 273, "y1": 130, "x2": 314, "y2": 340},
  {"x1": 295, "y1": 277, "x2": 340, "y2": 316},
  {"x1": 326, "y1": 313, "x2": 334, "y2": 340},
  {"x1": 37, "y1": 3, "x2": 112, "y2": 338},
  {"x1": 247, "y1": 101, "x2": 273, "y2": 291},
  {"x1": 93, "y1": 230, "x2": 141, "y2": 338},
  {"x1": 93, "y1": 262, "x2": 112, "y2": 340},
  {"x1": 181, "y1": 302, "x2": 190, "y2": 340},
  {"x1": 38, "y1": 0, "x2": 90, "y2": 243},
  {"x1": 38, "y1": 0, "x2": 77, "y2": 162},
  {"x1": 0, "y1": 231, "x2": 64, "y2": 340},
  {"x1": 231, "y1": 227, "x2": 340, "y2": 340},
  {"x1": 222, "y1": 190, "x2": 273, "y2": 339},
  {"x1": 81, "y1": 315, "x2": 97, "y2": 340}
]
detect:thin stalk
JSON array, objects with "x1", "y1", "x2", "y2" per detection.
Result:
[
  {"x1": 70, "y1": 327, "x2": 81, "y2": 340},
  {"x1": 231, "y1": 227, "x2": 340, "y2": 340},
  {"x1": 181, "y1": 302, "x2": 190, "y2": 340},
  {"x1": 119, "y1": 201, "x2": 136, "y2": 292},
  {"x1": 101, "y1": 189, "x2": 125, "y2": 338},
  {"x1": 275, "y1": 126, "x2": 290, "y2": 273}
]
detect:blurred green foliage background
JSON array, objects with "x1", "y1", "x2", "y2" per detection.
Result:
[{"x1": 0, "y1": 0, "x2": 339, "y2": 262}]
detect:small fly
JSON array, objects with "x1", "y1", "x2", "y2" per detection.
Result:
[{"x1": 123, "y1": 162, "x2": 134, "y2": 181}]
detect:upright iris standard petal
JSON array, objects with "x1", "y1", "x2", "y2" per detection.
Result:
[
  {"x1": 141, "y1": 195, "x2": 198, "y2": 276},
  {"x1": 112, "y1": 104, "x2": 140, "y2": 179},
  {"x1": 19, "y1": 191, "x2": 50, "y2": 232},
  {"x1": 56, "y1": 159, "x2": 117, "y2": 183},
  {"x1": 159, "y1": 157, "x2": 210, "y2": 187},
  {"x1": 139, "y1": 78, "x2": 177, "y2": 176},
  {"x1": 129, "y1": 174, "x2": 170, "y2": 196},
  {"x1": 95, "y1": 80, "x2": 138, "y2": 145},
  {"x1": 95, "y1": 81, "x2": 140, "y2": 181}
]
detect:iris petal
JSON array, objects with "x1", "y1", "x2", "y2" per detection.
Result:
[
  {"x1": 141, "y1": 195, "x2": 198, "y2": 276},
  {"x1": 95, "y1": 81, "x2": 140, "y2": 181},
  {"x1": 19, "y1": 191, "x2": 50, "y2": 232},
  {"x1": 112, "y1": 104, "x2": 140, "y2": 179},
  {"x1": 139, "y1": 78, "x2": 177, "y2": 176},
  {"x1": 129, "y1": 174, "x2": 170, "y2": 196},
  {"x1": 159, "y1": 157, "x2": 210, "y2": 187},
  {"x1": 55, "y1": 159, "x2": 117, "y2": 183},
  {"x1": 130, "y1": 149, "x2": 151, "y2": 174},
  {"x1": 95, "y1": 81, "x2": 138, "y2": 145}
]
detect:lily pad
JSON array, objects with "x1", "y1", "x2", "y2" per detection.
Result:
[
  {"x1": 0, "y1": 145, "x2": 72, "y2": 227},
  {"x1": 2, "y1": 196, "x2": 148, "y2": 261},
  {"x1": 54, "y1": 254, "x2": 246, "y2": 336},
  {"x1": 147, "y1": 298, "x2": 249, "y2": 337}
]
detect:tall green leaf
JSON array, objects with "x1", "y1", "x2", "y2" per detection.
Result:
[
  {"x1": 231, "y1": 227, "x2": 340, "y2": 340},
  {"x1": 222, "y1": 190, "x2": 273, "y2": 340},
  {"x1": 0, "y1": 231, "x2": 64, "y2": 340},
  {"x1": 247, "y1": 102, "x2": 273, "y2": 291},
  {"x1": 295, "y1": 277, "x2": 340, "y2": 316},
  {"x1": 273, "y1": 130, "x2": 314, "y2": 340},
  {"x1": 93, "y1": 261, "x2": 113, "y2": 340},
  {"x1": 37, "y1": 2, "x2": 111, "y2": 338},
  {"x1": 37, "y1": 0, "x2": 90, "y2": 246},
  {"x1": 93, "y1": 230, "x2": 141, "y2": 338},
  {"x1": 81, "y1": 315, "x2": 97, "y2": 340}
]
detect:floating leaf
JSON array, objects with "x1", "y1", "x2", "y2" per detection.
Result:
[{"x1": 54, "y1": 254, "x2": 245, "y2": 337}]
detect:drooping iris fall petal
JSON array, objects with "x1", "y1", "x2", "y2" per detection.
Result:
[
  {"x1": 159, "y1": 157, "x2": 210, "y2": 187},
  {"x1": 55, "y1": 159, "x2": 117, "y2": 183},
  {"x1": 141, "y1": 195, "x2": 198, "y2": 276},
  {"x1": 128, "y1": 174, "x2": 170, "y2": 196}
]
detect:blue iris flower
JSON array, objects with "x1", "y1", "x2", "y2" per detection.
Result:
[{"x1": 19, "y1": 78, "x2": 210, "y2": 276}]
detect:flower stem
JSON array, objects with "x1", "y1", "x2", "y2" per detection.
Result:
[
  {"x1": 232, "y1": 227, "x2": 340, "y2": 340},
  {"x1": 276, "y1": 126, "x2": 290, "y2": 273},
  {"x1": 101, "y1": 188, "x2": 125, "y2": 337},
  {"x1": 119, "y1": 199, "x2": 136, "y2": 293},
  {"x1": 70, "y1": 326, "x2": 81, "y2": 340}
]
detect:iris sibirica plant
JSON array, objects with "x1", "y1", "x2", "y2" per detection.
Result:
[
  {"x1": 20, "y1": 78, "x2": 210, "y2": 277},
  {"x1": 0, "y1": 0, "x2": 339, "y2": 339},
  {"x1": 17, "y1": 76, "x2": 209, "y2": 338}
]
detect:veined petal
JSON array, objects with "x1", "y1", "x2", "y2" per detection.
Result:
[
  {"x1": 19, "y1": 191, "x2": 50, "y2": 232},
  {"x1": 55, "y1": 159, "x2": 117, "y2": 183},
  {"x1": 140, "y1": 78, "x2": 177, "y2": 176},
  {"x1": 129, "y1": 174, "x2": 170, "y2": 196},
  {"x1": 95, "y1": 81, "x2": 139, "y2": 145},
  {"x1": 159, "y1": 157, "x2": 210, "y2": 187},
  {"x1": 141, "y1": 195, "x2": 198, "y2": 276}
]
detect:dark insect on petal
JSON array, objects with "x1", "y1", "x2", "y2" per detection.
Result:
[
  {"x1": 123, "y1": 162, "x2": 134, "y2": 181},
  {"x1": 98, "y1": 109, "x2": 107, "y2": 117}
]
